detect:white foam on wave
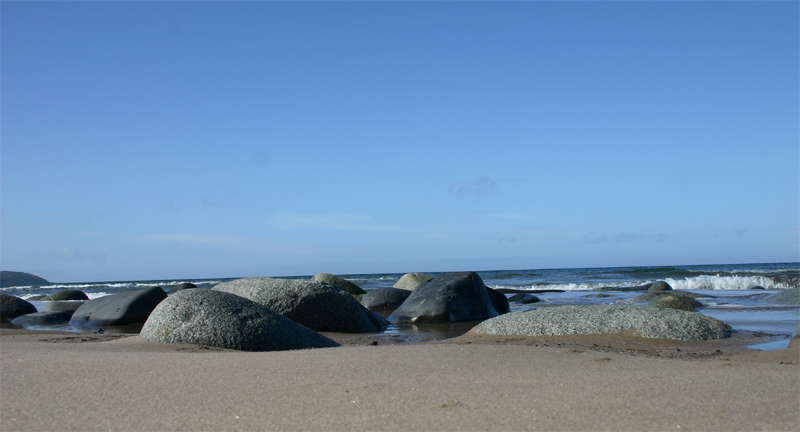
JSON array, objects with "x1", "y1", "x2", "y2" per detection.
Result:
[{"x1": 665, "y1": 275, "x2": 780, "y2": 290}]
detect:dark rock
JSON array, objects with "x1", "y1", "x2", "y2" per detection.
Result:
[
  {"x1": 26, "y1": 295, "x2": 48, "y2": 301},
  {"x1": 167, "y1": 282, "x2": 198, "y2": 294},
  {"x1": 487, "y1": 288, "x2": 510, "y2": 314},
  {"x1": 69, "y1": 287, "x2": 168, "y2": 327},
  {"x1": 48, "y1": 290, "x2": 89, "y2": 301},
  {"x1": 647, "y1": 281, "x2": 673, "y2": 291},
  {"x1": 473, "y1": 305, "x2": 733, "y2": 341},
  {"x1": 360, "y1": 288, "x2": 412, "y2": 311},
  {"x1": 140, "y1": 289, "x2": 339, "y2": 352},
  {"x1": 41, "y1": 300, "x2": 86, "y2": 313},
  {"x1": 759, "y1": 288, "x2": 800, "y2": 305},
  {"x1": 213, "y1": 278, "x2": 388, "y2": 333},
  {"x1": 311, "y1": 273, "x2": 366, "y2": 295},
  {"x1": 649, "y1": 294, "x2": 704, "y2": 311},
  {"x1": 507, "y1": 293, "x2": 541, "y2": 304},
  {"x1": 750, "y1": 286, "x2": 766, "y2": 290},
  {"x1": 0, "y1": 294, "x2": 38, "y2": 320},
  {"x1": 11, "y1": 311, "x2": 72, "y2": 326},
  {"x1": 393, "y1": 273, "x2": 435, "y2": 291},
  {"x1": 0, "y1": 271, "x2": 50, "y2": 288},
  {"x1": 388, "y1": 272, "x2": 503, "y2": 324}
]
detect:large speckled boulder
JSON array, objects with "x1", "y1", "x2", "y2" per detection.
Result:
[
  {"x1": 70, "y1": 287, "x2": 167, "y2": 327},
  {"x1": 311, "y1": 273, "x2": 365, "y2": 295},
  {"x1": 0, "y1": 294, "x2": 37, "y2": 320},
  {"x1": 389, "y1": 272, "x2": 504, "y2": 324},
  {"x1": 213, "y1": 277, "x2": 388, "y2": 332},
  {"x1": 647, "y1": 281, "x2": 673, "y2": 291},
  {"x1": 393, "y1": 273, "x2": 435, "y2": 291},
  {"x1": 140, "y1": 289, "x2": 339, "y2": 352},
  {"x1": 473, "y1": 305, "x2": 733, "y2": 341},
  {"x1": 360, "y1": 288, "x2": 412, "y2": 311}
]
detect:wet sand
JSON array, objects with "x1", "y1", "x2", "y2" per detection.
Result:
[{"x1": 1, "y1": 327, "x2": 798, "y2": 431}]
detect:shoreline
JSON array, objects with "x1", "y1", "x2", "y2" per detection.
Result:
[{"x1": 1, "y1": 327, "x2": 797, "y2": 431}]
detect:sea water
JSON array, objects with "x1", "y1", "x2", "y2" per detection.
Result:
[{"x1": 3, "y1": 262, "x2": 798, "y2": 346}]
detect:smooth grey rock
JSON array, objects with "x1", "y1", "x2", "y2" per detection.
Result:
[
  {"x1": 167, "y1": 282, "x2": 198, "y2": 294},
  {"x1": 649, "y1": 294, "x2": 704, "y2": 311},
  {"x1": 389, "y1": 272, "x2": 503, "y2": 324},
  {"x1": 393, "y1": 273, "x2": 435, "y2": 291},
  {"x1": 473, "y1": 305, "x2": 733, "y2": 341},
  {"x1": 140, "y1": 289, "x2": 339, "y2": 352},
  {"x1": 42, "y1": 300, "x2": 86, "y2": 313},
  {"x1": 11, "y1": 311, "x2": 72, "y2": 326},
  {"x1": 0, "y1": 294, "x2": 37, "y2": 320},
  {"x1": 760, "y1": 288, "x2": 800, "y2": 305},
  {"x1": 70, "y1": 287, "x2": 168, "y2": 327},
  {"x1": 26, "y1": 295, "x2": 48, "y2": 301},
  {"x1": 360, "y1": 288, "x2": 412, "y2": 311},
  {"x1": 213, "y1": 277, "x2": 388, "y2": 332},
  {"x1": 311, "y1": 273, "x2": 365, "y2": 295},
  {"x1": 487, "y1": 288, "x2": 510, "y2": 314},
  {"x1": 47, "y1": 290, "x2": 89, "y2": 301},
  {"x1": 508, "y1": 293, "x2": 541, "y2": 304},
  {"x1": 648, "y1": 281, "x2": 673, "y2": 291}
]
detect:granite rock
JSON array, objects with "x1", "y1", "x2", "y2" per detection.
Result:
[
  {"x1": 393, "y1": 273, "x2": 435, "y2": 291},
  {"x1": 473, "y1": 305, "x2": 733, "y2": 341},
  {"x1": 213, "y1": 277, "x2": 388, "y2": 332},
  {"x1": 140, "y1": 289, "x2": 339, "y2": 352},
  {"x1": 311, "y1": 273, "x2": 366, "y2": 295}
]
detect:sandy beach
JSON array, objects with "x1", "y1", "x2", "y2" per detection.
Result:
[{"x1": 1, "y1": 327, "x2": 797, "y2": 431}]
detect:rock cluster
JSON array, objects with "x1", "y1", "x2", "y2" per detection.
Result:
[{"x1": 140, "y1": 289, "x2": 339, "y2": 352}]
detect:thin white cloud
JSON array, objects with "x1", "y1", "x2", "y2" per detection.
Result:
[
  {"x1": 267, "y1": 212, "x2": 402, "y2": 232},
  {"x1": 449, "y1": 176, "x2": 498, "y2": 198}
]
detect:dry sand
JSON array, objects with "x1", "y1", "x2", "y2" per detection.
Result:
[{"x1": 1, "y1": 328, "x2": 798, "y2": 431}]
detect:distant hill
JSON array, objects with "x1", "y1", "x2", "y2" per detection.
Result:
[{"x1": 0, "y1": 271, "x2": 51, "y2": 287}]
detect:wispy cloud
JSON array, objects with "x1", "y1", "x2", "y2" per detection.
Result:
[
  {"x1": 582, "y1": 232, "x2": 672, "y2": 245},
  {"x1": 449, "y1": 176, "x2": 498, "y2": 198},
  {"x1": 267, "y1": 212, "x2": 403, "y2": 232},
  {"x1": 51, "y1": 247, "x2": 105, "y2": 263}
]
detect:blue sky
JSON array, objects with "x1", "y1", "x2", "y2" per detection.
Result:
[{"x1": 2, "y1": 1, "x2": 798, "y2": 282}]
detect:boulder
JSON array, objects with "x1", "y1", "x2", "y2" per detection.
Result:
[
  {"x1": 647, "y1": 281, "x2": 673, "y2": 291},
  {"x1": 473, "y1": 305, "x2": 733, "y2": 341},
  {"x1": 759, "y1": 288, "x2": 799, "y2": 305},
  {"x1": 11, "y1": 311, "x2": 72, "y2": 326},
  {"x1": 508, "y1": 293, "x2": 541, "y2": 304},
  {"x1": 47, "y1": 290, "x2": 89, "y2": 301},
  {"x1": 70, "y1": 287, "x2": 168, "y2": 327},
  {"x1": 649, "y1": 294, "x2": 704, "y2": 311},
  {"x1": 388, "y1": 272, "x2": 504, "y2": 324},
  {"x1": 311, "y1": 273, "x2": 365, "y2": 295},
  {"x1": 632, "y1": 291, "x2": 710, "y2": 302},
  {"x1": 213, "y1": 277, "x2": 388, "y2": 332},
  {"x1": 0, "y1": 293, "x2": 38, "y2": 320},
  {"x1": 140, "y1": 289, "x2": 339, "y2": 352},
  {"x1": 0, "y1": 271, "x2": 50, "y2": 288},
  {"x1": 360, "y1": 288, "x2": 412, "y2": 311},
  {"x1": 393, "y1": 273, "x2": 435, "y2": 291},
  {"x1": 41, "y1": 300, "x2": 86, "y2": 313},
  {"x1": 487, "y1": 288, "x2": 510, "y2": 314},
  {"x1": 167, "y1": 282, "x2": 198, "y2": 294}
]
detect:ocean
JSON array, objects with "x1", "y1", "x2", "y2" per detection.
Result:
[{"x1": 3, "y1": 262, "x2": 799, "y2": 348}]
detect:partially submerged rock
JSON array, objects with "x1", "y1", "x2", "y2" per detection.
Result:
[
  {"x1": 759, "y1": 288, "x2": 799, "y2": 305},
  {"x1": 47, "y1": 290, "x2": 89, "y2": 301},
  {"x1": 213, "y1": 277, "x2": 388, "y2": 332},
  {"x1": 11, "y1": 311, "x2": 72, "y2": 326},
  {"x1": 41, "y1": 300, "x2": 86, "y2": 313},
  {"x1": 507, "y1": 293, "x2": 541, "y2": 304},
  {"x1": 167, "y1": 282, "x2": 198, "y2": 294},
  {"x1": 311, "y1": 273, "x2": 365, "y2": 295},
  {"x1": 649, "y1": 294, "x2": 704, "y2": 311},
  {"x1": 360, "y1": 287, "x2": 412, "y2": 311},
  {"x1": 140, "y1": 289, "x2": 339, "y2": 352},
  {"x1": 472, "y1": 305, "x2": 733, "y2": 341},
  {"x1": 0, "y1": 293, "x2": 37, "y2": 320},
  {"x1": 389, "y1": 272, "x2": 505, "y2": 324},
  {"x1": 393, "y1": 273, "x2": 435, "y2": 291},
  {"x1": 70, "y1": 287, "x2": 168, "y2": 327}
]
